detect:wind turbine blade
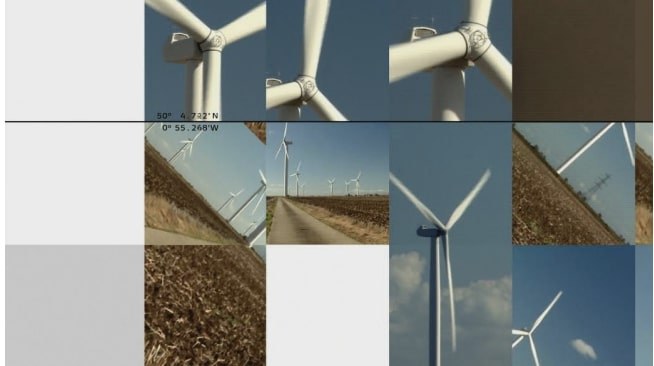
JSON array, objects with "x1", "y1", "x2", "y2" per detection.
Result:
[
  {"x1": 512, "y1": 335, "x2": 525, "y2": 349},
  {"x1": 236, "y1": 188, "x2": 245, "y2": 196},
  {"x1": 259, "y1": 170, "x2": 267, "y2": 185},
  {"x1": 275, "y1": 141, "x2": 284, "y2": 159},
  {"x1": 529, "y1": 336, "x2": 540, "y2": 366},
  {"x1": 308, "y1": 90, "x2": 348, "y2": 121},
  {"x1": 279, "y1": 105, "x2": 302, "y2": 121},
  {"x1": 266, "y1": 82, "x2": 303, "y2": 109},
  {"x1": 389, "y1": 32, "x2": 467, "y2": 83},
  {"x1": 297, "y1": 161, "x2": 302, "y2": 172},
  {"x1": 532, "y1": 291, "x2": 563, "y2": 331},
  {"x1": 283, "y1": 122, "x2": 288, "y2": 138},
  {"x1": 145, "y1": 0, "x2": 211, "y2": 42},
  {"x1": 446, "y1": 169, "x2": 491, "y2": 229},
  {"x1": 475, "y1": 44, "x2": 512, "y2": 100},
  {"x1": 303, "y1": 0, "x2": 331, "y2": 78},
  {"x1": 357, "y1": 171, "x2": 361, "y2": 179},
  {"x1": 513, "y1": 329, "x2": 529, "y2": 336},
  {"x1": 389, "y1": 173, "x2": 446, "y2": 230},
  {"x1": 443, "y1": 234, "x2": 457, "y2": 352},
  {"x1": 188, "y1": 143, "x2": 193, "y2": 156},
  {"x1": 252, "y1": 192, "x2": 265, "y2": 214},
  {"x1": 620, "y1": 123, "x2": 635, "y2": 166},
  {"x1": 219, "y1": 2, "x2": 266, "y2": 46},
  {"x1": 432, "y1": 67, "x2": 465, "y2": 121},
  {"x1": 465, "y1": 0, "x2": 493, "y2": 26}
]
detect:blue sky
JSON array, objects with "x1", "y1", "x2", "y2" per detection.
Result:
[
  {"x1": 389, "y1": 0, "x2": 512, "y2": 120},
  {"x1": 389, "y1": 123, "x2": 512, "y2": 365},
  {"x1": 146, "y1": 123, "x2": 266, "y2": 246},
  {"x1": 266, "y1": 0, "x2": 389, "y2": 121},
  {"x1": 516, "y1": 123, "x2": 636, "y2": 243},
  {"x1": 145, "y1": 0, "x2": 265, "y2": 121},
  {"x1": 636, "y1": 246, "x2": 652, "y2": 366},
  {"x1": 636, "y1": 123, "x2": 653, "y2": 157},
  {"x1": 265, "y1": 123, "x2": 389, "y2": 196},
  {"x1": 513, "y1": 247, "x2": 635, "y2": 366}
]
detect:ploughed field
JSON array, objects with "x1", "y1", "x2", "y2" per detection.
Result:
[
  {"x1": 145, "y1": 245, "x2": 265, "y2": 365},
  {"x1": 512, "y1": 130, "x2": 623, "y2": 244},
  {"x1": 636, "y1": 145, "x2": 653, "y2": 243},
  {"x1": 145, "y1": 141, "x2": 246, "y2": 245},
  {"x1": 288, "y1": 196, "x2": 389, "y2": 227}
]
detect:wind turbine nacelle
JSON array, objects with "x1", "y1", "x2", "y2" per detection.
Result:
[
  {"x1": 266, "y1": 78, "x2": 283, "y2": 88},
  {"x1": 163, "y1": 33, "x2": 202, "y2": 64},
  {"x1": 417, "y1": 225, "x2": 445, "y2": 238},
  {"x1": 410, "y1": 26, "x2": 473, "y2": 69}
]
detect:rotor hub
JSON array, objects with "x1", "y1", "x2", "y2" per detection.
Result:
[
  {"x1": 456, "y1": 22, "x2": 491, "y2": 61},
  {"x1": 295, "y1": 75, "x2": 318, "y2": 102},
  {"x1": 200, "y1": 30, "x2": 226, "y2": 52}
]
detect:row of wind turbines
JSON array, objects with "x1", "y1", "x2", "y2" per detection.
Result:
[
  {"x1": 274, "y1": 123, "x2": 363, "y2": 197},
  {"x1": 146, "y1": 124, "x2": 266, "y2": 246},
  {"x1": 146, "y1": 0, "x2": 510, "y2": 121}
]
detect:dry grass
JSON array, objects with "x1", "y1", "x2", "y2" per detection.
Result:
[
  {"x1": 636, "y1": 145, "x2": 653, "y2": 244},
  {"x1": 145, "y1": 194, "x2": 242, "y2": 245},
  {"x1": 244, "y1": 122, "x2": 266, "y2": 144},
  {"x1": 636, "y1": 205, "x2": 653, "y2": 244},
  {"x1": 265, "y1": 197, "x2": 277, "y2": 239},
  {"x1": 291, "y1": 200, "x2": 388, "y2": 244}
]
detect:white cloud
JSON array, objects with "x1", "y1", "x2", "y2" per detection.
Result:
[
  {"x1": 581, "y1": 124, "x2": 591, "y2": 134},
  {"x1": 570, "y1": 339, "x2": 597, "y2": 360}
]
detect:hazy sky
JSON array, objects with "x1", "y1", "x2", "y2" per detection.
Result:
[
  {"x1": 146, "y1": 123, "x2": 266, "y2": 246},
  {"x1": 389, "y1": 0, "x2": 512, "y2": 120},
  {"x1": 513, "y1": 247, "x2": 634, "y2": 366},
  {"x1": 145, "y1": 0, "x2": 265, "y2": 121},
  {"x1": 265, "y1": 123, "x2": 389, "y2": 197},
  {"x1": 636, "y1": 123, "x2": 653, "y2": 157},
  {"x1": 266, "y1": 0, "x2": 389, "y2": 121},
  {"x1": 636, "y1": 246, "x2": 652, "y2": 366},
  {"x1": 389, "y1": 123, "x2": 512, "y2": 366},
  {"x1": 515, "y1": 123, "x2": 636, "y2": 243}
]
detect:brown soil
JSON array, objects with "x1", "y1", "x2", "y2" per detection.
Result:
[
  {"x1": 636, "y1": 145, "x2": 653, "y2": 243},
  {"x1": 145, "y1": 245, "x2": 265, "y2": 366},
  {"x1": 512, "y1": 129, "x2": 623, "y2": 244},
  {"x1": 145, "y1": 141, "x2": 247, "y2": 245},
  {"x1": 287, "y1": 196, "x2": 389, "y2": 244},
  {"x1": 265, "y1": 196, "x2": 277, "y2": 238},
  {"x1": 244, "y1": 122, "x2": 266, "y2": 144}
]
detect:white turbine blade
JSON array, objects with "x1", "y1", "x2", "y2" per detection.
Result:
[
  {"x1": 290, "y1": 173, "x2": 298, "y2": 177},
  {"x1": 235, "y1": 188, "x2": 245, "y2": 196},
  {"x1": 531, "y1": 291, "x2": 562, "y2": 331},
  {"x1": 188, "y1": 143, "x2": 193, "y2": 156},
  {"x1": 389, "y1": 32, "x2": 467, "y2": 83},
  {"x1": 303, "y1": 0, "x2": 331, "y2": 78},
  {"x1": 296, "y1": 161, "x2": 302, "y2": 172},
  {"x1": 275, "y1": 141, "x2": 284, "y2": 159},
  {"x1": 389, "y1": 173, "x2": 446, "y2": 230},
  {"x1": 443, "y1": 234, "x2": 457, "y2": 352},
  {"x1": 620, "y1": 123, "x2": 635, "y2": 166},
  {"x1": 432, "y1": 67, "x2": 465, "y2": 121},
  {"x1": 512, "y1": 335, "x2": 525, "y2": 349},
  {"x1": 475, "y1": 44, "x2": 512, "y2": 100},
  {"x1": 465, "y1": 0, "x2": 493, "y2": 26},
  {"x1": 284, "y1": 143, "x2": 290, "y2": 159},
  {"x1": 283, "y1": 122, "x2": 288, "y2": 139},
  {"x1": 219, "y1": 2, "x2": 266, "y2": 46},
  {"x1": 446, "y1": 169, "x2": 491, "y2": 230},
  {"x1": 513, "y1": 329, "x2": 529, "y2": 336},
  {"x1": 259, "y1": 169, "x2": 267, "y2": 185},
  {"x1": 266, "y1": 82, "x2": 303, "y2": 109},
  {"x1": 308, "y1": 90, "x2": 348, "y2": 121},
  {"x1": 529, "y1": 336, "x2": 540, "y2": 366},
  {"x1": 145, "y1": 0, "x2": 211, "y2": 42},
  {"x1": 557, "y1": 123, "x2": 615, "y2": 174},
  {"x1": 193, "y1": 131, "x2": 203, "y2": 141},
  {"x1": 356, "y1": 171, "x2": 361, "y2": 179},
  {"x1": 252, "y1": 192, "x2": 265, "y2": 214}
]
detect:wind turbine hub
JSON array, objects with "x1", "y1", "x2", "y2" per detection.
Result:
[
  {"x1": 416, "y1": 225, "x2": 445, "y2": 238},
  {"x1": 456, "y1": 22, "x2": 491, "y2": 61},
  {"x1": 200, "y1": 30, "x2": 226, "y2": 52},
  {"x1": 295, "y1": 75, "x2": 319, "y2": 102}
]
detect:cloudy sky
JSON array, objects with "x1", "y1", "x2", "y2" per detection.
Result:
[
  {"x1": 636, "y1": 246, "x2": 652, "y2": 366},
  {"x1": 265, "y1": 123, "x2": 389, "y2": 197},
  {"x1": 389, "y1": 123, "x2": 512, "y2": 365},
  {"x1": 515, "y1": 122, "x2": 636, "y2": 243},
  {"x1": 146, "y1": 123, "x2": 266, "y2": 247},
  {"x1": 513, "y1": 246, "x2": 634, "y2": 366},
  {"x1": 389, "y1": 0, "x2": 512, "y2": 120}
]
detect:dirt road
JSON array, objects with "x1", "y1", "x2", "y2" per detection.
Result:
[{"x1": 268, "y1": 198, "x2": 360, "y2": 244}]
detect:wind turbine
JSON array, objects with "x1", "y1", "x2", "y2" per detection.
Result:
[
  {"x1": 328, "y1": 178, "x2": 335, "y2": 196},
  {"x1": 390, "y1": 169, "x2": 491, "y2": 366},
  {"x1": 389, "y1": 0, "x2": 511, "y2": 121},
  {"x1": 265, "y1": 0, "x2": 348, "y2": 121},
  {"x1": 146, "y1": 0, "x2": 266, "y2": 120},
  {"x1": 217, "y1": 188, "x2": 245, "y2": 213},
  {"x1": 169, "y1": 131, "x2": 203, "y2": 164},
  {"x1": 274, "y1": 123, "x2": 293, "y2": 196},
  {"x1": 229, "y1": 170, "x2": 267, "y2": 223},
  {"x1": 556, "y1": 123, "x2": 635, "y2": 174},
  {"x1": 345, "y1": 180, "x2": 351, "y2": 195},
  {"x1": 290, "y1": 161, "x2": 302, "y2": 197},
  {"x1": 301, "y1": 182, "x2": 307, "y2": 196},
  {"x1": 513, "y1": 291, "x2": 563, "y2": 366},
  {"x1": 351, "y1": 171, "x2": 361, "y2": 196}
]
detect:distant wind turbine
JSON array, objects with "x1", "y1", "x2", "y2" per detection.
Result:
[
  {"x1": 289, "y1": 161, "x2": 302, "y2": 197},
  {"x1": 217, "y1": 188, "x2": 244, "y2": 213},
  {"x1": 169, "y1": 131, "x2": 203, "y2": 164},
  {"x1": 328, "y1": 178, "x2": 335, "y2": 196},
  {"x1": 513, "y1": 291, "x2": 563, "y2": 366}
]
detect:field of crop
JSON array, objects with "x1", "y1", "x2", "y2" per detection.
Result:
[
  {"x1": 145, "y1": 245, "x2": 265, "y2": 365},
  {"x1": 636, "y1": 145, "x2": 652, "y2": 243},
  {"x1": 290, "y1": 196, "x2": 389, "y2": 227},
  {"x1": 145, "y1": 141, "x2": 246, "y2": 245},
  {"x1": 512, "y1": 129, "x2": 623, "y2": 244}
]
